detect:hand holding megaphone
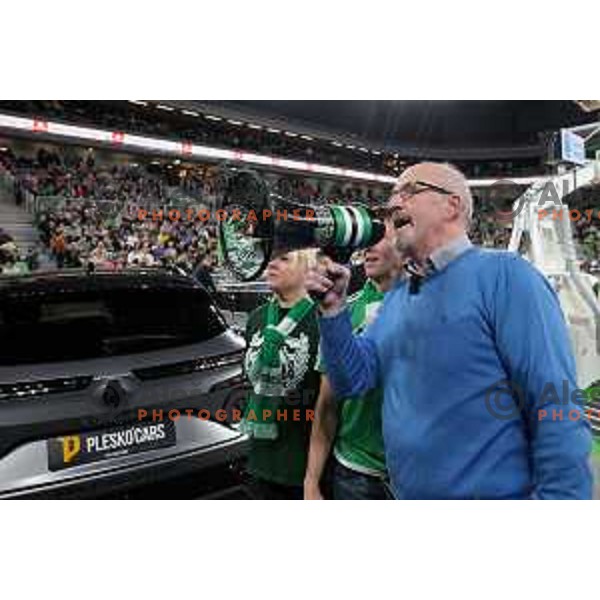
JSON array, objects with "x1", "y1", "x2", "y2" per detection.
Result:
[{"x1": 306, "y1": 261, "x2": 351, "y2": 316}]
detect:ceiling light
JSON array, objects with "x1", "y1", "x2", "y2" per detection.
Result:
[
  {"x1": 285, "y1": 131, "x2": 298, "y2": 137},
  {"x1": 205, "y1": 115, "x2": 222, "y2": 121},
  {"x1": 248, "y1": 124, "x2": 263, "y2": 130},
  {"x1": 359, "y1": 147, "x2": 369, "y2": 153},
  {"x1": 156, "y1": 104, "x2": 175, "y2": 112},
  {"x1": 0, "y1": 111, "x2": 552, "y2": 188},
  {"x1": 300, "y1": 135, "x2": 314, "y2": 141},
  {"x1": 331, "y1": 141, "x2": 343, "y2": 147},
  {"x1": 227, "y1": 119, "x2": 243, "y2": 126},
  {"x1": 346, "y1": 145, "x2": 356, "y2": 150},
  {"x1": 372, "y1": 150, "x2": 382, "y2": 155},
  {"x1": 267, "y1": 128, "x2": 281, "y2": 133},
  {"x1": 181, "y1": 109, "x2": 199, "y2": 117},
  {"x1": 129, "y1": 100, "x2": 148, "y2": 106}
]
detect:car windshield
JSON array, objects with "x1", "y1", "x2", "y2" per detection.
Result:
[{"x1": 0, "y1": 286, "x2": 227, "y2": 366}]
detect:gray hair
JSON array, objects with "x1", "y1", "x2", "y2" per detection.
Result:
[{"x1": 439, "y1": 162, "x2": 473, "y2": 227}]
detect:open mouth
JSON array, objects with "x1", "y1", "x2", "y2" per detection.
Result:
[{"x1": 391, "y1": 213, "x2": 413, "y2": 230}]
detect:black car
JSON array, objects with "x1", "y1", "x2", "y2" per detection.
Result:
[{"x1": 0, "y1": 268, "x2": 250, "y2": 498}]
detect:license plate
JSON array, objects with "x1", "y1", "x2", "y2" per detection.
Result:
[{"x1": 47, "y1": 421, "x2": 176, "y2": 472}]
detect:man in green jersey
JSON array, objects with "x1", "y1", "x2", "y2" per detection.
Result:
[{"x1": 304, "y1": 236, "x2": 403, "y2": 500}]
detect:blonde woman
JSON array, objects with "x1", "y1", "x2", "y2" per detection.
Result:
[{"x1": 241, "y1": 249, "x2": 321, "y2": 499}]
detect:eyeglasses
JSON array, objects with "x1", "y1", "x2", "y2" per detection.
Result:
[
  {"x1": 373, "y1": 180, "x2": 457, "y2": 227},
  {"x1": 390, "y1": 180, "x2": 456, "y2": 202}
]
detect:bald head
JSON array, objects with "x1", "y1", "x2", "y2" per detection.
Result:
[
  {"x1": 386, "y1": 162, "x2": 473, "y2": 262},
  {"x1": 397, "y1": 162, "x2": 473, "y2": 226}
]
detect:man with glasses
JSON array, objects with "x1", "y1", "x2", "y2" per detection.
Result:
[{"x1": 307, "y1": 162, "x2": 592, "y2": 499}]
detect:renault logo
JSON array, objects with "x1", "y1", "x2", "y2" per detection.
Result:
[{"x1": 102, "y1": 380, "x2": 125, "y2": 408}]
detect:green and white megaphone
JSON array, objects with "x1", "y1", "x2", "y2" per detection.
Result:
[{"x1": 217, "y1": 169, "x2": 387, "y2": 281}]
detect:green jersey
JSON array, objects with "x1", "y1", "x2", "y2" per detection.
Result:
[
  {"x1": 244, "y1": 300, "x2": 320, "y2": 487},
  {"x1": 321, "y1": 282, "x2": 387, "y2": 476}
]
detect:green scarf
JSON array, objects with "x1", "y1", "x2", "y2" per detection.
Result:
[
  {"x1": 241, "y1": 295, "x2": 315, "y2": 439},
  {"x1": 351, "y1": 279, "x2": 384, "y2": 330}
]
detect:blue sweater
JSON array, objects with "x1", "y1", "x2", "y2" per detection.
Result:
[{"x1": 319, "y1": 247, "x2": 593, "y2": 499}]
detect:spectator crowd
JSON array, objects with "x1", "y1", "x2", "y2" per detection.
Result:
[
  {"x1": 1, "y1": 142, "x2": 598, "y2": 278},
  {"x1": 10, "y1": 147, "x2": 167, "y2": 204},
  {"x1": 1, "y1": 146, "x2": 220, "y2": 275}
]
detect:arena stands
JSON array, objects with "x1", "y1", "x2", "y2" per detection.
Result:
[
  {"x1": 0, "y1": 101, "x2": 546, "y2": 180},
  {"x1": 37, "y1": 200, "x2": 219, "y2": 272},
  {"x1": 469, "y1": 198, "x2": 514, "y2": 249},
  {"x1": 1, "y1": 140, "x2": 598, "y2": 277},
  {"x1": 568, "y1": 188, "x2": 600, "y2": 265},
  {"x1": 0, "y1": 145, "x2": 218, "y2": 274}
]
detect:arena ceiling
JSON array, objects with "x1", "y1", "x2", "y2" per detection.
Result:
[{"x1": 183, "y1": 100, "x2": 599, "y2": 158}]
